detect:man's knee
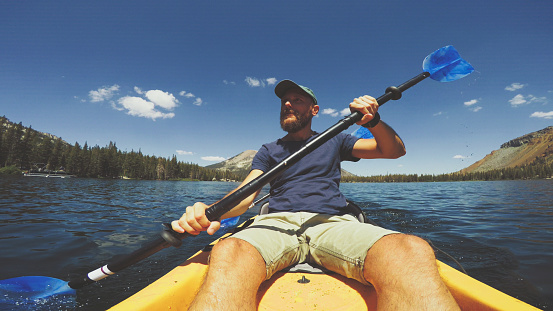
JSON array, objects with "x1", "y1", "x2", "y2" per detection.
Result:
[
  {"x1": 364, "y1": 234, "x2": 436, "y2": 283},
  {"x1": 212, "y1": 237, "x2": 253, "y2": 256},
  {"x1": 207, "y1": 238, "x2": 267, "y2": 284},
  {"x1": 210, "y1": 238, "x2": 265, "y2": 266},
  {"x1": 366, "y1": 234, "x2": 436, "y2": 267},
  {"x1": 387, "y1": 234, "x2": 435, "y2": 259}
]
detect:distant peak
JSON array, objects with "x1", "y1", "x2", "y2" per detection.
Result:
[
  {"x1": 501, "y1": 126, "x2": 553, "y2": 148},
  {"x1": 462, "y1": 126, "x2": 553, "y2": 173}
]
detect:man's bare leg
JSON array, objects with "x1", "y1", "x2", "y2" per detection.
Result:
[
  {"x1": 364, "y1": 234, "x2": 460, "y2": 310},
  {"x1": 188, "y1": 238, "x2": 266, "y2": 311}
]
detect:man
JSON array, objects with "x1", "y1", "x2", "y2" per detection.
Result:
[{"x1": 172, "y1": 80, "x2": 460, "y2": 310}]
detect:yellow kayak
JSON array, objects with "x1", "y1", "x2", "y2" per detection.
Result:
[{"x1": 109, "y1": 218, "x2": 541, "y2": 311}]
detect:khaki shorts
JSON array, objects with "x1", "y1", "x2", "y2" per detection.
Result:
[{"x1": 230, "y1": 212, "x2": 398, "y2": 285}]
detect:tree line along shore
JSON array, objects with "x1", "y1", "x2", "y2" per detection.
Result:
[
  {"x1": 0, "y1": 116, "x2": 241, "y2": 181},
  {"x1": 340, "y1": 159, "x2": 553, "y2": 183},
  {"x1": 2, "y1": 116, "x2": 552, "y2": 182}
]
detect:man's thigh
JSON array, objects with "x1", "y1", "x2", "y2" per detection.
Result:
[
  {"x1": 230, "y1": 212, "x2": 308, "y2": 279},
  {"x1": 305, "y1": 214, "x2": 398, "y2": 285}
]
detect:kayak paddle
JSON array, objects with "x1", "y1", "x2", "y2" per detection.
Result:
[{"x1": 0, "y1": 45, "x2": 473, "y2": 302}]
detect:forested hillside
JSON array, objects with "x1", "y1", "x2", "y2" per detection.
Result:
[
  {"x1": 3, "y1": 115, "x2": 551, "y2": 182},
  {"x1": 462, "y1": 126, "x2": 553, "y2": 174},
  {"x1": 342, "y1": 127, "x2": 553, "y2": 182},
  {"x1": 0, "y1": 116, "x2": 241, "y2": 181}
]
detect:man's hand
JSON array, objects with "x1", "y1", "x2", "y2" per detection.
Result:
[
  {"x1": 349, "y1": 95, "x2": 379, "y2": 126},
  {"x1": 171, "y1": 202, "x2": 221, "y2": 236}
]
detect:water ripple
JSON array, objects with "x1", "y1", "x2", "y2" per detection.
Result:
[{"x1": 1, "y1": 178, "x2": 551, "y2": 309}]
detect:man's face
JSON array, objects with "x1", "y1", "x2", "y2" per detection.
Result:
[{"x1": 280, "y1": 89, "x2": 319, "y2": 133}]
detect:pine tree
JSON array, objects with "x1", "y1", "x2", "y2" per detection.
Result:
[{"x1": 34, "y1": 135, "x2": 53, "y2": 168}]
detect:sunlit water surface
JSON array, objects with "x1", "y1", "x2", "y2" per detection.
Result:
[{"x1": 1, "y1": 177, "x2": 551, "y2": 310}]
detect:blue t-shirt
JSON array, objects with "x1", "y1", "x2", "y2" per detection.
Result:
[{"x1": 251, "y1": 132, "x2": 360, "y2": 215}]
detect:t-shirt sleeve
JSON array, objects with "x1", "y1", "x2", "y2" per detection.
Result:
[
  {"x1": 340, "y1": 133, "x2": 361, "y2": 162},
  {"x1": 251, "y1": 145, "x2": 270, "y2": 172}
]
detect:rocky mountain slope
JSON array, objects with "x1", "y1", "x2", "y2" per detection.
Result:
[
  {"x1": 205, "y1": 150, "x2": 258, "y2": 177},
  {"x1": 461, "y1": 126, "x2": 553, "y2": 173}
]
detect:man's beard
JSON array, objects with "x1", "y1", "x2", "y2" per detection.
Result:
[{"x1": 280, "y1": 109, "x2": 313, "y2": 133}]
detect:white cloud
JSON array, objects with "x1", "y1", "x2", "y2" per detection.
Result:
[
  {"x1": 223, "y1": 80, "x2": 236, "y2": 85},
  {"x1": 192, "y1": 98, "x2": 203, "y2": 106},
  {"x1": 245, "y1": 77, "x2": 263, "y2": 87},
  {"x1": 145, "y1": 90, "x2": 179, "y2": 110},
  {"x1": 433, "y1": 111, "x2": 444, "y2": 116},
  {"x1": 453, "y1": 155, "x2": 469, "y2": 159},
  {"x1": 510, "y1": 94, "x2": 548, "y2": 107},
  {"x1": 201, "y1": 156, "x2": 227, "y2": 162},
  {"x1": 176, "y1": 150, "x2": 194, "y2": 155},
  {"x1": 266, "y1": 78, "x2": 277, "y2": 85},
  {"x1": 116, "y1": 96, "x2": 175, "y2": 120},
  {"x1": 111, "y1": 101, "x2": 124, "y2": 111},
  {"x1": 74, "y1": 96, "x2": 86, "y2": 103},
  {"x1": 245, "y1": 76, "x2": 277, "y2": 87},
  {"x1": 178, "y1": 90, "x2": 203, "y2": 106},
  {"x1": 90, "y1": 85, "x2": 181, "y2": 120},
  {"x1": 463, "y1": 99, "x2": 482, "y2": 112},
  {"x1": 180, "y1": 91, "x2": 196, "y2": 98},
  {"x1": 322, "y1": 108, "x2": 339, "y2": 117},
  {"x1": 89, "y1": 84, "x2": 120, "y2": 102},
  {"x1": 527, "y1": 95, "x2": 548, "y2": 104},
  {"x1": 509, "y1": 94, "x2": 527, "y2": 107},
  {"x1": 322, "y1": 107, "x2": 375, "y2": 117},
  {"x1": 530, "y1": 111, "x2": 553, "y2": 119},
  {"x1": 505, "y1": 83, "x2": 526, "y2": 91}
]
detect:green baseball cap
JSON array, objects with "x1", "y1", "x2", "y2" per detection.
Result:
[{"x1": 274, "y1": 80, "x2": 317, "y2": 105}]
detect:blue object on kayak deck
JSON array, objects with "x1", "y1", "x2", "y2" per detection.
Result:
[
  {"x1": 219, "y1": 216, "x2": 240, "y2": 233},
  {"x1": 423, "y1": 45, "x2": 474, "y2": 82},
  {"x1": 352, "y1": 126, "x2": 375, "y2": 139}
]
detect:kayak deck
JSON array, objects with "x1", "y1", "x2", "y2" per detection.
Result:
[
  {"x1": 108, "y1": 247, "x2": 376, "y2": 311},
  {"x1": 257, "y1": 271, "x2": 376, "y2": 310},
  {"x1": 109, "y1": 234, "x2": 541, "y2": 311}
]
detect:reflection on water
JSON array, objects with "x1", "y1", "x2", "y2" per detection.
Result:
[{"x1": 0, "y1": 177, "x2": 551, "y2": 310}]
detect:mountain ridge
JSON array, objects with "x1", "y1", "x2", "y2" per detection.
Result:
[
  {"x1": 207, "y1": 126, "x2": 553, "y2": 179},
  {"x1": 461, "y1": 126, "x2": 553, "y2": 173}
]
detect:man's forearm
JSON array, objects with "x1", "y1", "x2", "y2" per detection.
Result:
[{"x1": 369, "y1": 121, "x2": 406, "y2": 159}]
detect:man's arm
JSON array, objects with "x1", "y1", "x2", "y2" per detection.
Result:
[
  {"x1": 349, "y1": 95, "x2": 406, "y2": 159},
  {"x1": 219, "y1": 169, "x2": 265, "y2": 218},
  {"x1": 171, "y1": 169, "x2": 264, "y2": 235}
]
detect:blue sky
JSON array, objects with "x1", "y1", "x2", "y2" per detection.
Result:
[{"x1": 1, "y1": 0, "x2": 552, "y2": 176}]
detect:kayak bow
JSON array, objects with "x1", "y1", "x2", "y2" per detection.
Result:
[{"x1": 108, "y1": 215, "x2": 541, "y2": 311}]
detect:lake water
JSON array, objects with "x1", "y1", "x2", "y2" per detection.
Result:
[{"x1": 0, "y1": 177, "x2": 551, "y2": 310}]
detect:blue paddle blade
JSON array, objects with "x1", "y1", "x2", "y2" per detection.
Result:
[
  {"x1": 422, "y1": 45, "x2": 474, "y2": 82},
  {"x1": 352, "y1": 126, "x2": 375, "y2": 139},
  {"x1": 0, "y1": 276, "x2": 75, "y2": 299},
  {"x1": 0, "y1": 276, "x2": 76, "y2": 310}
]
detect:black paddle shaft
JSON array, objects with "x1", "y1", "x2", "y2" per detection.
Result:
[{"x1": 68, "y1": 71, "x2": 430, "y2": 289}]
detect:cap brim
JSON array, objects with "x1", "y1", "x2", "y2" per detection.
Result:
[{"x1": 274, "y1": 80, "x2": 302, "y2": 99}]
